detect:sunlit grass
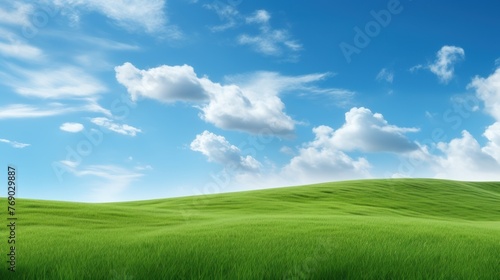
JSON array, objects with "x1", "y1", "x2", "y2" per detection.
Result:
[{"x1": 1, "y1": 179, "x2": 499, "y2": 279}]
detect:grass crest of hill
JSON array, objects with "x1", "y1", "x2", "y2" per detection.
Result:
[{"x1": 1, "y1": 179, "x2": 499, "y2": 279}]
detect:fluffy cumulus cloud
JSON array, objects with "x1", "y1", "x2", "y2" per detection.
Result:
[
  {"x1": 0, "y1": 138, "x2": 30, "y2": 148},
  {"x1": 190, "y1": 131, "x2": 261, "y2": 172},
  {"x1": 282, "y1": 126, "x2": 371, "y2": 184},
  {"x1": 199, "y1": 75, "x2": 295, "y2": 135},
  {"x1": 91, "y1": 117, "x2": 141, "y2": 136},
  {"x1": 433, "y1": 131, "x2": 500, "y2": 180},
  {"x1": 115, "y1": 62, "x2": 209, "y2": 103},
  {"x1": 116, "y1": 62, "x2": 341, "y2": 136},
  {"x1": 468, "y1": 67, "x2": 500, "y2": 121},
  {"x1": 429, "y1": 45, "x2": 465, "y2": 84},
  {"x1": 483, "y1": 122, "x2": 500, "y2": 163},
  {"x1": 60, "y1": 122, "x2": 84, "y2": 133},
  {"x1": 47, "y1": 0, "x2": 170, "y2": 34},
  {"x1": 329, "y1": 107, "x2": 419, "y2": 153}
]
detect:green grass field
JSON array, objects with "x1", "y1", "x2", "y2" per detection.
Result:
[{"x1": 1, "y1": 179, "x2": 499, "y2": 279}]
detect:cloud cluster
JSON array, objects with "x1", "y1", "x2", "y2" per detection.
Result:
[
  {"x1": 190, "y1": 106, "x2": 419, "y2": 186},
  {"x1": 434, "y1": 131, "x2": 500, "y2": 180},
  {"x1": 409, "y1": 67, "x2": 500, "y2": 181},
  {"x1": 116, "y1": 62, "x2": 343, "y2": 136},
  {"x1": 238, "y1": 10, "x2": 302, "y2": 57},
  {"x1": 282, "y1": 125, "x2": 371, "y2": 184},
  {"x1": 203, "y1": 5, "x2": 301, "y2": 58},
  {"x1": 190, "y1": 131, "x2": 261, "y2": 172}
]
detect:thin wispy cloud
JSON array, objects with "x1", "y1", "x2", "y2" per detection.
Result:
[
  {"x1": 238, "y1": 10, "x2": 302, "y2": 57},
  {"x1": 376, "y1": 68, "x2": 394, "y2": 83},
  {"x1": 91, "y1": 117, "x2": 142, "y2": 137},
  {"x1": 0, "y1": 138, "x2": 30, "y2": 149}
]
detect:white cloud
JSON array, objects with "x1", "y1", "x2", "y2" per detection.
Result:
[
  {"x1": 0, "y1": 2, "x2": 33, "y2": 27},
  {"x1": 190, "y1": 131, "x2": 261, "y2": 172},
  {"x1": 483, "y1": 122, "x2": 500, "y2": 163},
  {"x1": 330, "y1": 107, "x2": 419, "y2": 153},
  {"x1": 429, "y1": 45, "x2": 465, "y2": 84},
  {"x1": 0, "y1": 39, "x2": 43, "y2": 60},
  {"x1": 0, "y1": 138, "x2": 30, "y2": 149},
  {"x1": 48, "y1": 0, "x2": 170, "y2": 34},
  {"x1": 376, "y1": 68, "x2": 394, "y2": 83},
  {"x1": 78, "y1": 35, "x2": 140, "y2": 51},
  {"x1": 5, "y1": 66, "x2": 106, "y2": 99},
  {"x1": 60, "y1": 122, "x2": 84, "y2": 133},
  {"x1": 204, "y1": 2, "x2": 240, "y2": 32},
  {"x1": 238, "y1": 9, "x2": 302, "y2": 57},
  {"x1": 279, "y1": 146, "x2": 295, "y2": 155},
  {"x1": 0, "y1": 28, "x2": 43, "y2": 60},
  {"x1": 245, "y1": 9, "x2": 270, "y2": 24},
  {"x1": 433, "y1": 130, "x2": 500, "y2": 181},
  {"x1": 203, "y1": 71, "x2": 348, "y2": 135},
  {"x1": 135, "y1": 164, "x2": 153, "y2": 171},
  {"x1": 115, "y1": 62, "x2": 209, "y2": 103},
  {"x1": 409, "y1": 64, "x2": 424, "y2": 73},
  {"x1": 116, "y1": 62, "x2": 343, "y2": 136},
  {"x1": 91, "y1": 117, "x2": 141, "y2": 136},
  {"x1": 408, "y1": 67, "x2": 500, "y2": 181},
  {"x1": 0, "y1": 102, "x2": 109, "y2": 119},
  {"x1": 203, "y1": 6, "x2": 300, "y2": 58},
  {"x1": 282, "y1": 126, "x2": 371, "y2": 184},
  {"x1": 468, "y1": 67, "x2": 500, "y2": 121},
  {"x1": 199, "y1": 74, "x2": 296, "y2": 136}
]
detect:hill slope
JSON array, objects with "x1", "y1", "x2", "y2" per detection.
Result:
[{"x1": 1, "y1": 179, "x2": 499, "y2": 279}]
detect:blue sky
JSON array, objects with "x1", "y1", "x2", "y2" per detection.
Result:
[{"x1": 1, "y1": 0, "x2": 499, "y2": 202}]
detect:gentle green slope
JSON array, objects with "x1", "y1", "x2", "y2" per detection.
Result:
[{"x1": 1, "y1": 179, "x2": 499, "y2": 279}]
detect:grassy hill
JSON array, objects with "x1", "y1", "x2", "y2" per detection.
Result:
[{"x1": 1, "y1": 179, "x2": 499, "y2": 279}]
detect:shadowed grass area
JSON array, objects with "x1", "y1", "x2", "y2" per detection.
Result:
[{"x1": 1, "y1": 179, "x2": 499, "y2": 279}]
